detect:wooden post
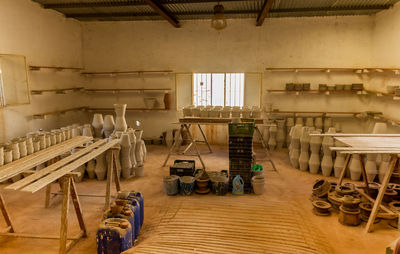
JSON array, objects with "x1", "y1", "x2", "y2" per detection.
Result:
[
  {"x1": 0, "y1": 193, "x2": 15, "y2": 233},
  {"x1": 45, "y1": 184, "x2": 52, "y2": 208},
  {"x1": 338, "y1": 154, "x2": 351, "y2": 185},
  {"x1": 59, "y1": 176, "x2": 71, "y2": 254},
  {"x1": 358, "y1": 154, "x2": 371, "y2": 195},
  {"x1": 198, "y1": 124, "x2": 212, "y2": 153},
  {"x1": 69, "y1": 177, "x2": 87, "y2": 237},
  {"x1": 183, "y1": 124, "x2": 206, "y2": 169},
  {"x1": 105, "y1": 150, "x2": 113, "y2": 210},
  {"x1": 113, "y1": 151, "x2": 121, "y2": 192},
  {"x1": 365, "y1": 155, "x2": 398, "y2": 233}
]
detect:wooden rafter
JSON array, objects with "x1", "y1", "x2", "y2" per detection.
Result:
[
  {"x1": 144, "y1": 0, "x2": 180, "y2": 28},
  {"x1": 256, "y1": 0, "x2": 274, "y2": 26}
]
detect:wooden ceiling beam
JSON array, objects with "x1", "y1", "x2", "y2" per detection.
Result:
[
  {"x1": 144, "y1": 0, "x2": 180, "y2": 28},
  {"x1": 256, "y1": 0, "x2": 274, "y2": 26}
]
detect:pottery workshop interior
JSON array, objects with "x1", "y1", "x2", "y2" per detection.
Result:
[{"x1": 3, "y1": 0, "x2": 400, "y2": 254}]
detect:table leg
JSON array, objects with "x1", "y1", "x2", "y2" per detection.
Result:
[
  {"x1": 45, "y1": 184, "x2": 52, "y2": 208},
  {"x1": 255, "y1": 125, "x2": 277, "y2": 171},
  {"x1": 69, "y1": 177, "x2": 87, "y2": 237},
  {"x1": 365, "y1": 155, "x2": 398, "y2": 233},
  {"x1": 358, "y1": 154, "x2": 371, "y2": 195},
  {"x1": 338, "y1": 154, "x2": 351, "y2": 186},
  {"x1": 183, "y1": 124, "x2": 206, "y2": 169},
  {"x1": 59, "y1": 176, "x2": 71, "y2": 254},
  {"x1": 198, "y1": 124, "x2": 212, "y2": 153},
  {"x1": 113, "y1": 152, "x2": 121, "y2": 192},
  {"x1": 162, "y1": 125, "x2": 184, "y2": 167},
  {"x1": 105, "y1": 151, "x2": 113, "y2": 210},
  {"x1": 0, "y1": 193, "x2": 15, "y2": 233}
]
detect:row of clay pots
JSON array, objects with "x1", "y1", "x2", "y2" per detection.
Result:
[{"x1": 91, "y1": 104, "x2": 128, "y2": 139}]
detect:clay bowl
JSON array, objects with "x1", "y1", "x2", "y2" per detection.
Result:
[
  {"x1": 312, "y1": 179, "x2": 331, "y2": 198},
  {"x1": 342, "y1": 195, "x2": 361, "y2": 211},
  {"x1": 335, "y1": 183, "x2": 355, "y2": 197},
  {"x1": 328, "y1": 192, "x2": 342, "y2": 211},
  {"x1": 312, "y1": 200, "x2": 331, "y2": 216},
  {"x1": 115, "y1": 199, "x2": 129, "y2": 206},
  {"x1": 383, "y1": 189, "x2": 398, "y2": 203}
]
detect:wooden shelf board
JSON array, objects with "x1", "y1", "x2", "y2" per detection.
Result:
[
  {"x1": 266, "y1": 89, "x2": 360, "y2": 93},
  {"x1": 81, "y1": 70, "x2": 173, "y2": 75},
  {"x1": 85, "y1": 88, "x2": 171, "y2": 93},
  {"x1": 267, "y1": 110, "x2": 378, "y2": 115},
  {"x1": 31, "y1": 87, "x2": 84, "y2": 95},
  {"x1": 32, "y1": 107, "x2": 87, "y2": 119},
  {"x1": 29, "y1": 66, "x2": 83, "y2": 71},
  {"x1": 87, "y1": 107, "x2": 168, "y2": 111},
  {"x1": 265, "y1": 67, "x2": 400, "y2": 72}
]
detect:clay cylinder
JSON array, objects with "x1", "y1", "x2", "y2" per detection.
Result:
[
  {"x1": 26, "y1": 137, "x2": 34, "y2": 155},
  {"x1": 114, "y1": 104, "x2": 127, "y2": 132},
  {"x1": 4, "y1": 149, "x2": 12, "y2": 164},
  {"x1": 11, "y1": 142, "x2": 20, "y2": 161},
  {"x1": 18, "y1": 139, "x2": 27, "y2": 158}
]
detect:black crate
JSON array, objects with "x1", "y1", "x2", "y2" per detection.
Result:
[
  {"x1": 170, "y1": 160, "x2": 195, "y2": 177},
  {"x1": 229, "y1": 137, "x2": 253, "y2": 145}
]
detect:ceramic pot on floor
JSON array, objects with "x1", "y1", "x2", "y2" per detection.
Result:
[
  {"x1": 103, "y1": 115, "x2": 115, "y2": 138},
  {"x1": 365, "y1": 154, "x2": 378, "y2": 182},
  {"x1": 268, "y1": 125, "x2": 277, "y2": 151},
  {"x1": 276, "y1": 119, "x2": 285, "y2": 149},
  {"x1": 114, "y1": 104, "x2": 128, "y2": 132},
  {"x1": 92, "y1": 113, "x2": 104, "y2": 138},
  {"x1": 315, "y1": 117, "x2": 323, "y2": 131},
  {"x1": 95, "y1": 152, "x2": 107, "y2": 181},
  {"x1": 127, "y1": 129, "x2": 137, "y2": 176},
  {"x1": 290, "y1": 148, "x2": 300, "y2": 169},
  {"x1": 309, "y1": 130, "x2": 321, "y2": 174},
  {"x1": 285, "y1": 117, "x2": 294, "y2": 147},
  {"x1": 379, "y1": 154, "x2": 391, "y2": 183},
  {"x1": 299, "y1": 127, "x2": 311, "y2": 171},
  {"x1": 86, "y1": 159, "x2": 96, "y2": 179},
  {"x1": 323, "y1": 117, "x2": 332, "y2": 133},
  {"x1": 141, "y1": 140, "x2": 147, "y2": 162},
  {"x1": 305, "y1": 117, "x2": 314, "y2": 127},
  {"x1": 120, "y1": 133, "x2": 133, "y2": 179},
  {"x1": 333, "y1": 140, "x2": 345, "y2": 178},
  {"x1": 136, "y1": 139, "x2": 145, "y2": 166},
  {"x1": 349, "y1": 155, "x2": 362, "y2": 181},
  {"x1": 321, "y1": 129, "x2": 335, "y2": 176}
]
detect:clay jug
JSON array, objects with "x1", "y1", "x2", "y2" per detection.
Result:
[
  {"x1": 103, "y1": 115, "x2": 115, "y2": 138},
  {"x1": 114, "y1": 104, "x2": 127, "y2": 132},
  {"x1": 95, "y1": 152, "x2": 107, "y2": 180},
  {"x1": 120, "y1": 134, "x2": 132, "y2": 179},
  {"x1": 275, "y1": 119, "x2": 285, "y2": 149},
  {"x1": 164, "y1": 92, "x2": 171, "y2": 110},
  {"x1": 268, "y1": 125, "x2": 277, "y2": 151},
  {"x1": 92, "y1": 113, "x2": 104, "y2": 138},
  {"x1": 349, "y1": 155, "x2": 362, "y2": 180}
]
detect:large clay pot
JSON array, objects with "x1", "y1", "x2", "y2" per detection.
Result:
[
  {"x1": 95, "y1": 152, "x2": 107, "y2": 181},
  {"x1": 127, "y1": 129, "x2": 137, "y2": 173},
  {"x1": 315, "y1": 117, "x2": 323, "y2": 131},
  {"x1": 18, "y1": 138, "x2": 27, "y2": 158},
  {"x1": 305, "y1": 117, "x2": 314, "y2": 127},
  {"x1": 365, "y1": 154, "x2": 378, "y2": 182},
  {"x1": 114, "y1": 104, "x2": 128, "y2": 132},
  {"x1": 120, "y1": 134, "x2": 132, "y2": 179},
  {"x1": 285, "y1": 117, "x2": 294, "y2": 147},
  {"x1": 92, "y1": 113, "x2": 104, "y2": 138},
  {"x1": 290, "y1": 148, "x2": 300, "y2": 169},
  {"x1": 275, "y1": 119, "x2": 285, "y2": 149},
  {"x1": 309, "y1": 130, "x2": 322, "y2": 174},
  {"x1": 333, "y1": 140, "x2": 345, "y2": 178},
  {"x1": 136, "y1": 139, "x2": 145, "y2": 166},
  {"x1": 321, "y1": 129, "x2": 334, "y2": 176},
  {"x1": 164, "y1": 92, "x2": 172, "y2": 110},
  {"x1": 86, "y1": 159, "x2": 96, "y2": 179},
  {"x1": 11, "y1": 142, "x2": 20, "y2": 161},
  {"x1": 349, "y1": 155, "x2": 362, "y2": 180},
  {"x1": 299, "y1": 127, "x2": 311, "y2": 171},
  {"x1": 103, "y1": 115, "x2": 115, "y2": 138},
  {"x1": 268, "y1": 125, "x2": 277, "y2": 151}
]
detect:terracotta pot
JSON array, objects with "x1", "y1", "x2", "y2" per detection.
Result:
[{"x1": 114, "y1": 104, "x2": 128, "y2": 132}]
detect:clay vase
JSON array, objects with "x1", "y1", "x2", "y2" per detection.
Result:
[
  {"x1": 295, "y1": 117, "x2": 303, "y2": 126},
  {"x1": 95, "y1": 152, "x2": 107, "y2": 181},
  {"x1": 92, "y1": 113, "x2": 104, "y2": 138},
  {"x1": 114, "y1": 104, "x2": 128, "y2": 132},
  {"x1": 18, "y1": 139, "x2": 27, "y2": 158},
  {"x1": 378, "y1": 154, "x2": 391, "y2": 183},
  {"x1": 268, "y1": 125, "x2": 277, "y2": 151},
  {"x1": 141, "y1": 140, "x2": 147, "y2": 162},
  {"x1": 321, "y1": 131, "x2": 334, "y2": 176},
  {"x1": 136, "y1": 139, "x2": 145, "y2": 166},
  {"x1": 305, "y1": 117, "x2": 314, "y2": 127},
  {"x1": 323, "y1": 117, "x2": 332, "y2": 133},
  {"x1": 299, "y1": 127, "x2": 311, "y2": 171},
  {"x1": 120, "y1": 133, "x2": 132, "y2": 179},
  {"x1": 275, "y1": 119, "x2": 285, "y2": 149},
  {"x1": 127, "y1": 128, "x2": 137, "y2": 170},
  {"x1": 349, "y1": 155, "x2": 362, "y2": 181},
  {"x1": 333, "y1": 140, "x2": 345, "y2": 178},
  {"x1": 309, "y1": 130, "x2": 322, "y2": 174},
  {"x1": 86, "y1": 160, "x2": 96, "y2": 179},
  {"x1": 365, "y1": 154, "x2": 378, "y2": 182},
  {"x1": 285, "y1": 117, "x2": 294, "y2": 148},
  {"x1": 315, "y1": 117, "x2": 323, "y2": 131},
  {"x1": 290, "y1": 148, "x2": 300, "y2": 169},
  {"x1": 103, "y1": 115, "x2": 115, "y2": 138},
  {"x1": 164, "y1": 92, "x2": 171, "y2": 110},
  {"x1": 82, "y1": 124, "x2": 93, "y2": 137},
  {"x1": 11, "y1": 142, "x2": 20, "y2": 161}
]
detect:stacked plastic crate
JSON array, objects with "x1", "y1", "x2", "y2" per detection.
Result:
[{"x1": 228, "y1": 121, "x2": 255, "y2": 194}]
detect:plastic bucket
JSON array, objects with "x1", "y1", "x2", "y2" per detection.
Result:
[
  {"x1": 251, "y1": 175, "x2": 265, "y2": 195},
  {"x1": 211, "y1": 176, "x2": 229, "y2": 196},
  {"x1": 179, "y1": 176, "x2": 195, "y2": 196},
  {"x1": 163, "y1": 175, "x2": 179, "y2": 196}
]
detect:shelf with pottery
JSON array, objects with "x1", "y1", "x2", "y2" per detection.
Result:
[
  {"x1": 80, "y1": 70, "x2": 173, "y2": 76},
  {"x1": 30, "y1": 87, "x2": 84, "y2": 95},
  {"x1": 266, "y1": 110, "x2": 382, "y2": 117},
  {"x1": 266, "y1": 89, "x2": 367, "y2": 95},
  {"x1": 84, "y1": 88, "x2": 171, "y2": 93},
  {"x1": 265, "y1": 67, "x2": 400, "y2": 73},
  {"x1": 29, "y1": 65, "x2": 83, "y2": 71},
  {"x1": 32, "y1": 107, "x2": 87, "y2": 120},
  {"x1": 87, "y1": 107, "x2": 169, "y2": 112}
]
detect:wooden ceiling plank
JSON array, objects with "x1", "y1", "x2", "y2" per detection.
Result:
[
  {"x1": 144, "y1": 0, "x2": 180, "y2": 28},
  {"x1": 256, "y1": 0, "x2": 274, "y2": 26}
]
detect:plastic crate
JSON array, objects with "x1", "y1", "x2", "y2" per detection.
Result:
[
  {"x1": 229, "y1": 123, "x2": 255, "y2": 137},
  {"x1": 170, "y1": 160, "x2": 195, "y2": 177}
]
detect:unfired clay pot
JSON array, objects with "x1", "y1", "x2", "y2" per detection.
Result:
[
  {"x1": 103, "y1": 115, "x2": 115, "y2": 138},
  {"x1": 285, "y1": 117, "x2": 295, "y2": 147},
  {"x1": 321, "y1": 129, "x2": 335, "y2": 176},
  {"x1": 349, "y1": 155, "x2": 362, "y2": 181},
  {"x1": 268, "y1": 125, "x2": 277, "y2": 151},
  {"x1": 127, "y1": 128, "x2": 137, "y2": 171},
  {"x1": 95, "y1": 152, "x2": 107, "y2": 181},
  {"x1": 114, "y1": 104, "x2": 128, "y2": 132},
  {"x1": 305, "y1": 117, "x2": 314, "y2": 127},
  {"x1": 92, "y1": 113, "x2": 104, "y2": 138},
  {"x1": 315, "y1": 117, "x2": 323, "y2": 131},
  {"x1": 299, "y1": 127, "x2": 311, "y2": 171},
  {"x1": 334, "y1": 141, "x2": 346, "y2": 178},
  {"x1": 18, "y1": 139, "x2": 27, "y2": 158},
  {"x1": 136, "y1": 139, "x2": 145, "y2": 166},
  {"x1": 275, "y1": 119, "x2": 285, "y2": 149},
  {"x1": 86, "y1": 160, "x2": 96, "y2": 179},
  {"x1": 309, "y1": 130, "x2": 322, "y2": 174},
  {"x1": 120, "y1": 133, "x2": 133, "y2": 179}
]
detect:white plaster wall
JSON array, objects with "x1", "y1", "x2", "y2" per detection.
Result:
[
  {"x1": 82, "y1": 16, "x2": 374, "y2": 142},
  {"x1": 0, "y1": 0, "x2": 86, "y2": 142}
]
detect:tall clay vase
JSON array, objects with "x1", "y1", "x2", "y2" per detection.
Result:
[
  {"x1": 309, "y1": 131, "x2": 322, "y2": 174},
  {"x1": 128, "y1": 129, "x2": 137, "y2": 171},
  {"x1": 136, "y1": 139, "x2": 144, "y2": 166},
  {"x1": 92, "y1": 113, "x2": 104, "y2": 138},
  {"x1": 268, "y1": 125, "x2": 277, "y2": 151},
  {"x1": 321, "y1": 134, "x2": 334, "y2": 176},
  {"x1": 295, "y1": 117, "x2": 303, "y2": 126},
  {"x1": 305, "y1": 117, "x2": 314, "y2": 127},
  {"x1": 95, "y1": 152, "x2": 107, "y2": 181},
  {"x1": 323, "y1": 117, "x2": 332, "y2": 133},
  {"x1": 349, "y1": 155, "x2": 362, "y2": 180},
  {"x1": 120, "y1": 134, "x2": 133, "y2": 179},
  {"x1": 378, "y1": 154, "x2": 391, "y2": 183},
  {"x1": 114, "y1": 104, "x2": 127, "y2": 132},
  {"x1": 18, "y1": 139, "x2": 27, "y2": 158},
  {"x1": 299, "y1": 127, "x2": 310, "y2": 171},
  {"x1": 86, "y1": 160, "x2": 96, "y2": 179},
  {"x1": 103, "y1": 115, "x2": 115, "y2": 138},
  {"x1": 315, "y1": 117, "x2": 323, "y2": 131},
  {"x1": 286, "y1": 117, "x2": 294, "y2": 148},
  {"x1": 141, "y1": 140, "x2": 147, "y2": 162},
  {"x1": 365, "y1": 154, "x2": 378, "y2": 182},
  {"x1": 275, "y1": 119, "x2": 285, "y2": 149},
  {"x1": 290, "y1": 147, "x2": 300, "y2": 169},
  {"x1": 333, "y1": 140, "x2": 345, "y2": 178},
  {"x1": 164, "y1": 92, "x2": 172, "y2": 110}
]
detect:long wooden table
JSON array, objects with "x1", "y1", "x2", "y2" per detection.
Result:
[
  {"x1": 0, "y1": 137, "x2": 121, "y2": 254},
  {"x1": 315, "y1": 133, "x2": 400, "y2": 233},
  {"x1": 163, "y1": 117, "x2": 277, "y2": 171}
]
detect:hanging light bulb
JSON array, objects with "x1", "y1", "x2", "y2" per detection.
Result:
[{"x1": 211, "y1": 4, "x2": 227, "y2": 30}]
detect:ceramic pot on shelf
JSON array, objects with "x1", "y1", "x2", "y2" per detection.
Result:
[
  {"x1": 275, "y1": 119, "x2": 286, "y2": 149},
  {"x1": 114, "y1": 104, "x2": 128, "y2": 132},
  {"x1": 120, "y1": 133, "x2": 133, "y2": 179},
  {"x1": 33, "y1": 138, "x2": 40, "y2": 152},
  {"x1": 92, "y1": 113, "x2": 104, "y2": 138},
  {"x1": 11, "y1": 142, "x2": 20, "y2": 161},
  {"x1": 82, "y1": 124, "x2": 93, "y2": 137},
  {"x1": 103, "y1": 115, "x2": 115, "y2": 138},
  {"x1": 4, "y1": 149, "x2": 12, "y2": 164},
  {"x1": 18, "y1": 138, "x2": 27, "y2": 158},
  {"x1": 95, "y1": 152, "x2": 107, "y2": 181}
]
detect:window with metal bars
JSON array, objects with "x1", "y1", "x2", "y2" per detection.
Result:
[{"x1": 193, "y1": 73, "x2": 244, "y2": 107}]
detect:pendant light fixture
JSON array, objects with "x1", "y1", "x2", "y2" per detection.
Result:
[{"x1": 211, "y1": 3, "x2": 227, "y2": 30}]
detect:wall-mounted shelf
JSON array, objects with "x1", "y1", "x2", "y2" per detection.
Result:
[
  {"x1": 31, "y1": 87, "x2": 84, "y2": 95},
  {"x1": 267, "y1": 110, "x2": 382, "y2": 116},
  {"x1": 29, "y1": 65, "x2": 83, "y2": 71},
  {"x1": 32, "y1": 107, "x2": 87, "y2": 120},
  {"x1": 87, "y1": 107, "x2": 169, "y2": 112},
  {"x1": 81, "y1": 70, "x2": 173, "y2": 76},
  {"x1": 266, "y1": 89, "x2": 367, "y2": 95},
  {"x1": 85, "y1": 88, "x2": 171, "y2": 93},
  {"x1": 265, "y1": 67, "x2": 400, "y2": 74}
]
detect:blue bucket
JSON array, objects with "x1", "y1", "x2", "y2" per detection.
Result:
[
  {"x1": 179, "y1": 176, "x2": 195, "y2": 196},
  {"x1": 163, "y1": 175, "x2": 179, "y2": 196}
]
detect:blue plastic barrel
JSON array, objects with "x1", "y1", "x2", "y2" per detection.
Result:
[
  {"x1": 163, "y1": 175, "x2": 179, "y2": 196},
  {"x1": 179, "y1": 176, "x2": 195, "y2": 195}
]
